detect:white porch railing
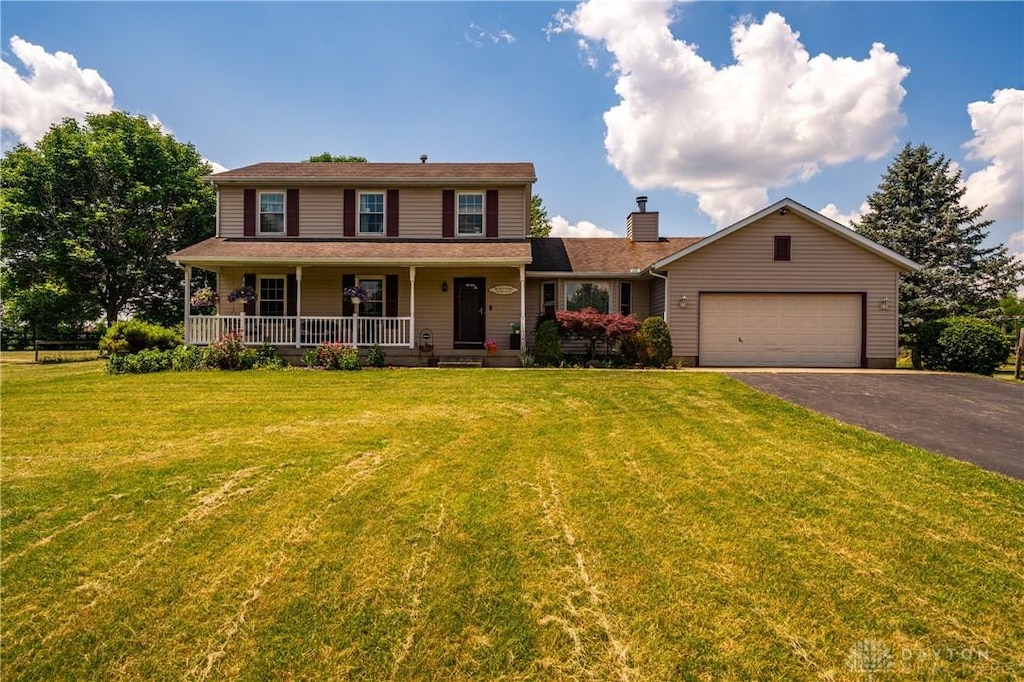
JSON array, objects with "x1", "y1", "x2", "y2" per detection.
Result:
[{"x1": 188, "y1": 315, "x2": 412, "y2": 347}]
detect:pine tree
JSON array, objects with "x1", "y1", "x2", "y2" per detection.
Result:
[
  {"x1": 529, "y1": 194, "x2": 552, "y2": 237},
  {"x1": 854, "y1": 143, "x2": 1023, "y2": 344}
]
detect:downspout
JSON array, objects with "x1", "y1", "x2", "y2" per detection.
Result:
[{"x1": 647, "y1": 270, "x2": 669, "y2": 324}]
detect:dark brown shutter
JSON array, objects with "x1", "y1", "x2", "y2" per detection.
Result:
[
  {"x1": 385, "y1": 274, "x2": 398, "y2": 317},
  {"x1": 243, "y1": 273, "x2": 257, "y2": 315},
  {"x1": 386, "y1": 189, "x2": 399, "y2": 237},
  {"x1": 343, "y1": 189, "x2": 356, "y2": 237},
  {"x1": 442, "y1": 190, "x2": 455, "y2": 238},
  {"x1": 486, "y1": 189, "x2": 499, "y2": 238},
  {"x1": 286, "y1": 189, "x2": 300, "y2": 236},
  {"x1": 243, "y1": 189, "x2": 256, "y2": 237},
  {"x1": 286, "y1": 273, "x2": 297, "y2": 316},
  {"x1": 342, "y1": 274, "x2": 355, "y2": 316}
]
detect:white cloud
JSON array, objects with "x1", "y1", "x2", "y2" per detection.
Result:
[
  {"x1": 553, "y1": 1, "x2": 910, "y2": 228},
  {"x1": 0, "y1": 35, "x2": 114, "y2": 144},
  {"x1": 1008, "y1": 230, "x2": 1024, "y2": 263},
  {"x1": 206, "y1": 159, "x2": 228, "y2": 174},
  {"x1": 962, "y1": 88, "x2": 1023, "y2": 222},
  {"x1": 820, "y1": 201, "x2": 869, "y2": 228},
  {"x1": 550, "y1": 215, "x2": 617, "y2": 238},
  {"x1": 466, "y1": 23, "x2": 515, "y2": 48}
]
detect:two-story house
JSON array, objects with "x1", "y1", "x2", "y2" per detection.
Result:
[{"x1": 170, "y1": 161, "x2": 918, "y2": 367}]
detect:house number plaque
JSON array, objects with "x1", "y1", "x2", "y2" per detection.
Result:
[{"x1": 489, "y1": 285, "x2": 518, "y2": 295}]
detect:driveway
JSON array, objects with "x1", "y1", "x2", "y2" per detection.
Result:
[{"x1": 729, "y1": 372, "x2": 1024, "y2": 480}]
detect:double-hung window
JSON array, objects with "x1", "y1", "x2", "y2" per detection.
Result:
[
  {"x1": 457, "y1": 192, "x2": 484, "y2": 236},
  {"x1": 358, "y1": 192, "x2": 385, "y2": 234},
  {"x1": 542, "y1": 281, "x2": 556, "y2": 318},
  {"x1": 258, "y1": 276, "x2": 286, "y2": 317},
  {"x1": 619, "y1": 282, "x2": 633, "y2": 316},
  {"x1": 259, "y1": 193, "x2": 285, "y2": 234},
  {"x1": 357, "y1": 278, "x2": 384, "y2": 317}
]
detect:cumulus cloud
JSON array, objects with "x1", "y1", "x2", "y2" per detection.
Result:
[
  {"x1": 1008, "y1": 230, "x2": 1024, "y2": 264},
  {"x1": 550, "y1": 215, "x2": 617, "y2": 238},
  {"x1": 553, "y1": 1, "x2": 910, "y2": 227},
  {"x1": 466, "y1": 23, "x2": 515, "y2": 48},
  {"x1": 0, "y1": 35, "x2": 114, "y2": 144},
  {"x1": 820, "y1": 201, "x2": 869, "y2": 227},
  {"x1": 962, "y1": 88, "x2": 1023, "y2": 222},
  {"x1": 206, "y1": 159, "x2": 228, "y2": 173}
]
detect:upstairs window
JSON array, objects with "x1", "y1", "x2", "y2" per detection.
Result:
[
  {"x1": 774, "y1": 235, "x2": 792, "y2": 261},
  {"x1": 457, "y1": 193, "x2": 484, "y2": 235},
  {"x1": 259, "y1": 193, "x2": 285, "y2": 234},
  {"x1": 359, "y1": 192, "x2": 385, "y2": 234}
]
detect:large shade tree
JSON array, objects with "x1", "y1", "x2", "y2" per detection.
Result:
[
  {"x1": 853, "y1": 143, "x2": 1023, "y2": 343},
  {"x1": 1, "y1": 112, "x2": 216, "y2": 327}
]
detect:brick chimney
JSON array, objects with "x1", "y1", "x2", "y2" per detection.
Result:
[{"x1": 626, "y1": 195, "x2": 659, "y2": 242}]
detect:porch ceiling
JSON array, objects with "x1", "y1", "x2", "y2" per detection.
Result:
[{"x1": 169, "y1": 237, "x2": 533, "y2": 268}]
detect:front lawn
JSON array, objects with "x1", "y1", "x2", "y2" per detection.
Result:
[{"x1": 2, "y1": 359, "x2": 1021, "y2": 679}]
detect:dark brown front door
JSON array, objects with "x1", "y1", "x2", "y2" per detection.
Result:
[{"x1": 454, "y1": 278, "x2": 486, "y2": 348}]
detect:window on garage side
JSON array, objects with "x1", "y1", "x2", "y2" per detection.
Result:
[
  {"x1": 774, "y1": 235, "x2": 791, "y2": 261},
  {"x1": 566, "y1": 281, "x2": 610, "y2": 313}
]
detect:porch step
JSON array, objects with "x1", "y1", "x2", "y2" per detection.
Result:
[{"x1": 436, "y1": 357, "x2": 483, "y2": 369}]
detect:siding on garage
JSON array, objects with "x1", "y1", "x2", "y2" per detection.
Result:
[{"x1": 662, "y1": 212, "x2": 901, "y2": 366}]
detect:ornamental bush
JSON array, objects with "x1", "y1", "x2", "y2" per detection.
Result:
[
  {"x1": 533, "y1": 320, "x2": 563, "y2": 366},
  {"x1": 640, "y1": 317, "x2": 673, "y2": 367},
  {"x1": 367, "y1": 344, "x2": 387, "y2": 368},
  {"x1": 107, "y1": 347, "x2": 175, "y2": 374},
  {"x1": 100, "y1": 320, "x2": 181, "y2": 355},
  {"x1": 305, "y1": 342, "x2": 361, "y2": 370},
  {"x1": 916, "y1": 316, "x2": 1009, "y2": 375}
]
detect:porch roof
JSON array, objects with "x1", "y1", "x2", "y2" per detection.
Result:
[
  {"x1": 527, "y1": 237, "x2": 702, "y2": 276},
  {"x1": 169, "y1": 237, "x2": 534, "y2": 267}
]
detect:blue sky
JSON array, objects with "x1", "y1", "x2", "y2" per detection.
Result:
[{"x1": 1, "y1": 1, "x2": 1021, "y2": 255}]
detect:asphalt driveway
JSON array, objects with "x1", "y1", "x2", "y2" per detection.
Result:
[{"x1": 729, "y1": 372, "x2": 1024, "y2": 480}]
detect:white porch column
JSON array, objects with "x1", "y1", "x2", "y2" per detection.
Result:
[
  {"x1": 294, "y1": 265, "x2": 303, "y2": 348},
  {"x1": 519, "y1": 265, "x2": 526, "y2": 351},
  {"x1": 408, "y1": 266, "x2": 417, "y2": 349},
  {"x1": 184, "y1": 264, "x2": 192, "y2": 345}
]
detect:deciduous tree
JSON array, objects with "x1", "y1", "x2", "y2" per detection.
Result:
[
  {"x1": 304, "y1": 152, "x2": 368, "y2": 163},
  {"x1": 1, "y1": 112, "x2": 216, "y2": 326}
]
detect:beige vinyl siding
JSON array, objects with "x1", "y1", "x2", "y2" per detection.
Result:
[
  {"x1": 297, "y1": 188, "x2": 344, "y2": 238},
  {"x1": 217, "y1": 185, "x2": 529, "y2": 239},
  {"x1": 649, "y1": 277, "x2": 666, "y2": 320},
  {"x1": 664, "y1": 213, "x2": 901, "y2": 363},
  {"x1": 396, "y1": 188, "x2": 442, "y2": 238},
  {"x1": 219, "y1": 187, "x2": 245, "y2": 237},
  {"x1": 497, "y1": 186, "x2": 526, "y2": 238}
]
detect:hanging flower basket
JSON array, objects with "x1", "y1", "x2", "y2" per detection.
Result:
[
  {"x1": 227, "y1": 285, "x2": 256, "y2": 304},
  {"x1": 344, "y1": 285, "x2": 370, "y2": 304},
  {"x1": 190, "y1": 287, "x2": 219, "y2": 312}
]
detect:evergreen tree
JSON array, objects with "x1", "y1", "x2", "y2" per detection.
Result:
[
  {"x1": 854, "y1": 143, "x2": 1023, "y2": 343},
  {"x1": 529, "y1": 194, "x2": 552, "y2": 237}
]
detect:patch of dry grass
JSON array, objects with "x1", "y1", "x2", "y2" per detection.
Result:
[{"x1": 2, "y1": 359, "x2": 1022, "y2": 679}]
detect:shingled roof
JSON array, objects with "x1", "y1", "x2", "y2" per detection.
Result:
[
  {"x1": 209, "y1": 162, "x2": 537, "y2": 183},
  {"x1": 170, "y1": 238, "x2": 533, "y2": 265},
  {"x1": 528, "y1": 237, "x2": 702, "y2": 274}
]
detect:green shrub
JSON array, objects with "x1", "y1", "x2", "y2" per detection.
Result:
[
  {"x1": 254, "y1": 342, "x2": 283, "y2": 369},
  {"x1": 307, "y1": 342, "x2": 361, "y2": 370},
  {"x1": 206, "y1": 331, "x2": 247, "y2": 370},
  {"x1": 533, "y1": 320, "x2": 563, "y2": 366},
  {"x1": 107, "y1": 347, "x2": 174, "y2": 374},
  {"x1": 367, "y1": 344, "x2": 386, "y2": 368},
  {"x1": 917, "y1": 316, "x2": 1009, "y2": 375},
  {"x1": 170, "y1": 345, "x2": 211, "y2": 371},
  {"x1": 640, "y1": 317, "x2": 672, "y2": 367},
  {"x1": 100, "y1": 320, "x2": 181, "y2": 356},
  {"x1": 618, "y1": 331, "x2": 650, "y2": 366}
]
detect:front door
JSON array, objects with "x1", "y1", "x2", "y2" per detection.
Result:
[{"x1": 454, "y1": 278, "x2": 486, "y2": 348}]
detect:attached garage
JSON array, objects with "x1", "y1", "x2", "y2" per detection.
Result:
[{"x1": 699, "y1": 293, "x2": 863, "y2": 367}]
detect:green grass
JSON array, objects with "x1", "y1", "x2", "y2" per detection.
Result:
[{"x1": 2, "y1": 357, "x2": 1022, "y2": 680}]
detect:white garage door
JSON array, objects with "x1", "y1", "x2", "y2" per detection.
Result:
[{"x1": 699, "y1": 293, "x2": 862, "y2": 367}]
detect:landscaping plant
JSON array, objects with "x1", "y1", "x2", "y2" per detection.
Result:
[
  {"x1": 533, "y1": 319, "x2": 563, "y2": 366},
  {"x1": 100, "y1": 320, "x2": 181, "y2": 356},
  {"x1": 917, "y1": 316, "x2": 1010, "y2": 375}
]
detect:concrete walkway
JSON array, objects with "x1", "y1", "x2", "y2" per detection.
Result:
[{"x1": 728, "y1": 372, "x2": 1024, "y2": 480}]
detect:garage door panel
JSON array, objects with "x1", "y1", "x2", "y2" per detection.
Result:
[{"x1": 699, "y1": 293, "x2": 861, "y2": 367}]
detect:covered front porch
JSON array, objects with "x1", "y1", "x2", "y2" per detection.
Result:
[{"x1": 187, "y1": 314, "x2": 413, "y2": 347}]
